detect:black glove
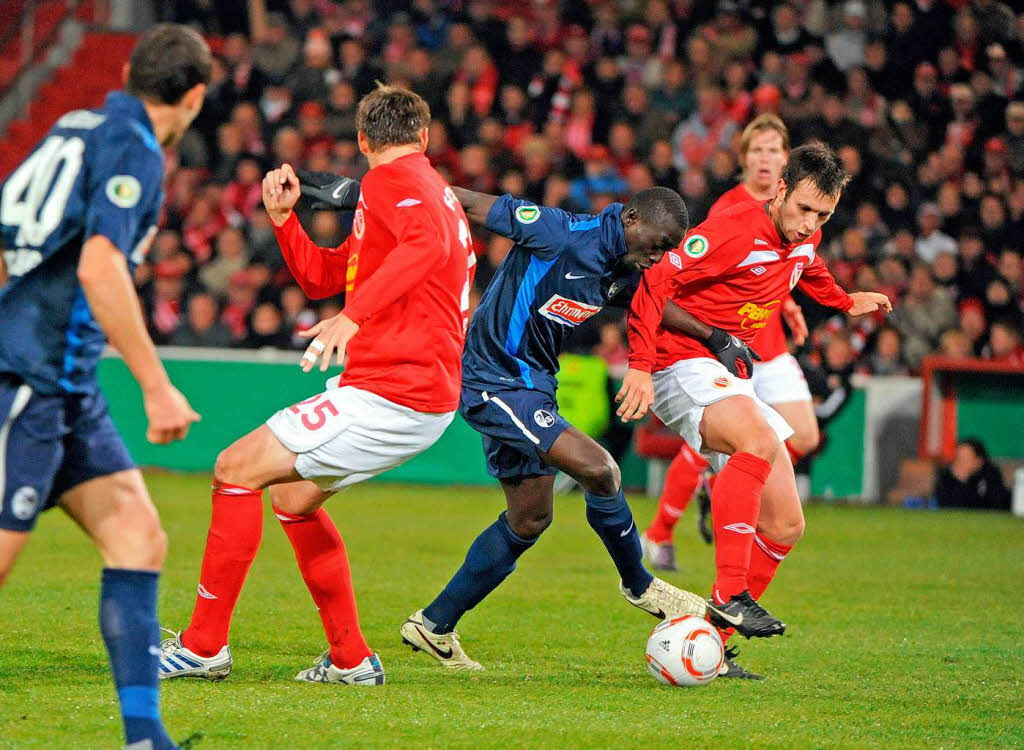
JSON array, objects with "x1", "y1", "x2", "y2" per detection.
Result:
[
  {"x1": 295, "y1": 168, "x2": 361, "y2": 210},
  {"x1": 707, "y1": 326, "x2": 761, "y2": 378}
]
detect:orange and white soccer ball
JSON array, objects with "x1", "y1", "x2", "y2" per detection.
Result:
[{"x1": 645, "y1": 615, "x2": 724, "y2": 687}]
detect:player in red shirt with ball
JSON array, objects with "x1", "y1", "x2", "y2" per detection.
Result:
[
  {"x1": 643, "y1": 116, "x2": 821, "y2": 574},
  {"x1": 160, "y1": 86, "x2": 474, "y2": 686},
  {"x1": 617, "y1": 143, "x2": 891, "y2": 679}
]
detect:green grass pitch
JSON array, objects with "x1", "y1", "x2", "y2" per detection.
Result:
[{"x1": 2, "y1": 474, "x2": 1022, "y2": 748}]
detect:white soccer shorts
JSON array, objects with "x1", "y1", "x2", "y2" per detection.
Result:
[
  {"x1": 750, "y1": 352, "x2": 812, "y2": 406},
  {"x1": 651, "y1": 358, "x2": 794, "y2": 474},
  {"x1": 266, "y1": 384, "x2": 454, "y2": 492}
]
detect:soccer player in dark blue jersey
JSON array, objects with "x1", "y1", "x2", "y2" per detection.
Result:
[
  {"x1": 396, "y1": 186, "x2": 755, "y2": 668},
  {"x1": 0, "y1": 25, "x2": 209, "y2": 749}
]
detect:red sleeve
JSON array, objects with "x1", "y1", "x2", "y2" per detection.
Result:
[
  {"x1": 626, "y1": 270, "x2": 670, "y2": 373},
  {"x1": 341, "y1": 175, "x2": 452, "y2": 326},
  {"x1": 273, "y1": 212, "x2": 351, "y2": 300},
  {"x1": 626, "y1": 219, "x2": 743, "y2": 371},
  {"x1": 796, "y1": 252, "x2": 853, "y2": 312}
]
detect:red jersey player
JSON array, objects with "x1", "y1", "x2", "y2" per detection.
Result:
[
  {"x1": 160, "y1": 86, "x2": 474, "y2": 686},
  {"x1": 617, "y1": 144, "x2": 890, "y2": 679},
  {"x1": 643, "y1": 115, "x2": 822, "y2": 571}
]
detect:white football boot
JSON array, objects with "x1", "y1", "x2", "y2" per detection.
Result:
[
  {"x1": 621, "y1": 577, "x2": 708, "y2": 619},
  {"x1": 158, "y1": 629, "x2": 232, "y2": 680},
  {"x1": 294, "y1": 650, "x2": 386, "y2": 685},
  {"x1": 400, "y1": 610, "x2": 483, "y2": 670}
]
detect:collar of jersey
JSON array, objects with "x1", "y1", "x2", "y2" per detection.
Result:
[
  {"x1": 103, "y1": 91, "x2": 156, "y2": 139},
  {"x1": 599, "y1": 202, "x2": 627, "y2": 259}
]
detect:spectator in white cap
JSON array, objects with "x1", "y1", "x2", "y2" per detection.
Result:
[
  {"x1": 915, "y1": 202, "x2": 957, "y2": 263},
  {"x1": 826, "y1": 0, "x2": 868, "y2": 71}
]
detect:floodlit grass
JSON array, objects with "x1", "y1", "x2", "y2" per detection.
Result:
[{"x1": 1, "y1": 474, "x2": 1022, "y2": 748}]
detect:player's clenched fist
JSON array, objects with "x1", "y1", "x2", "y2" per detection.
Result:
[
  {"x1": 263, "y1": 163, "x2": 302, "y2": 226},
  {"x1": 299, "y1": 311, "x2": 360, "y2": 372},
  {"x1": 143, "y1": 382, "x2": 200, "y2": 444},
  {"x1": 615, "y1": 368, "x2": 655, "y2": 422}
]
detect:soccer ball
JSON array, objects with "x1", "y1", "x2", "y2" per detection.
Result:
[{"x1": 645, "y1": 615, "x2": 723, "y2": 687}]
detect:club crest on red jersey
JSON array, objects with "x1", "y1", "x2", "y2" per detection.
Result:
[
  {"x1": 789, "y1": 261, "x2": 805, "y2": 289},
  {"x1": 353, "y1": 207, "x2": 366, "y2": 239},
  {"x1": 537, "y1": 294, "x2": 601, "y2": 326}
]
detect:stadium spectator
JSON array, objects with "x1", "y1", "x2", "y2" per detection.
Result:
[
  {"x1": 935, "y1": 438, "x2": 1012, "y2": 511},
  {"x1": 915, "y1": 203, "x2": 958, "y2": 262},
  {"x1": 170, "y1": 292, "x2": 234, "y2": 348},
  {"x1": 891, "y1": 263, "x2": 957, "y2": 370},
  {"x1": 825, "y1": 1, "x2": 868, "y2": 72},
  {"x1": 144, "y1": 0, "x2": 1021, "y2": 373}
]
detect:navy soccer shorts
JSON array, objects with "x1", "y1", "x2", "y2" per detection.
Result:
[
  {"x1": 0, "y1": 374, "x2": 135, "y2": 532},
  {"x1": 459, "y1": 385, "x2": 572, "y2": 479}
]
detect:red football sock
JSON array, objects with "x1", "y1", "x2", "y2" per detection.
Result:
[
  {"x1": 646, "y1": 446, "x2": 706, "y2": 544},
  {"x1": 785, "y1": 441, "x2": 805, "y2": 467},
  {"x1": 275, "y1": 507, "x2": 371, "y2": 669},
  {"x1": 711, "y1": 452, "x2": 772, "y2": 602},
  {"x1": 748, "y1": 531, "x2": 793, "y2": 600},
  {"x1": 183, "y1": 482, "x2": 264, "y2": 657}
]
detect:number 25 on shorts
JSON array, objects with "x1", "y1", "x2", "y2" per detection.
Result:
[{"x1": 288, "y1": 395, "x2": 339, "y2": 431}]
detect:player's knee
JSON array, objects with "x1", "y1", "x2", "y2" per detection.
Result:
[
  {"x1": 736, "y1": 425, "x2": 779, "y2": 464},
  {"x1": 760, "y1": 515, "x2": 804, "y2": 546},
  {"x1": 789, "y1": 425, "x2": 820, "y2": 456},
  {"x1": 214, "y1": 445, "x2": 249, "y2": 488},
  {"x1": 578, "y1": 454, "x2": 621, "y2": 497},
  {"x1": 107, "y1": 511, "x2": 167, "y2": 570},
  {"x1": 506, "y1": 507, "x2": 553, "y2": 539}
]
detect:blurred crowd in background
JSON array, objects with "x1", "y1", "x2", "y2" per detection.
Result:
[{"x1": 147, "y1": 0, "x2": 1023, "y2": 390}]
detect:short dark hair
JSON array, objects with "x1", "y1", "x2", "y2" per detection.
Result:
[
  {"x1": 626, "y1": 187, "x2": 689, "y2": 237},
  {"x1": 781, "y1": 143, "x2": 850, "y2": 198},
  {"x1": 356, "y1": 84, "x2": 431, "y2": 151},
  {"x1": 958, "y1": 438, "x2": 989, "y2": 463},
  {"x1": 127, "y1": 24, "x2": 211, "y2": 104}
]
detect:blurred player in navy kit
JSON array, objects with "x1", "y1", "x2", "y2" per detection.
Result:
[{"x1": 0, "y1": 25, "x2": 209, "y2": 750}]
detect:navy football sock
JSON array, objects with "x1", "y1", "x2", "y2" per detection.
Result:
[
  {"x1": 99, "y1": 568, "x2": 175, "y2": 750},
  {"x1": 423, "y1": 512, "x2": 536, "y2": 633},
  {"x1": 585, "y1": 488, "x2": 653, "y2": 597}
]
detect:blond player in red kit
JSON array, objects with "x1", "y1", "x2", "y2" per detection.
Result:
[
  {"x1": 617, "y1": 144, "x2": 891, "y2": 679},
  {"x1": 159, "y1": 86, "x2": 474, "y2": 686},
  {"x1": 643, "y1": 116, "x2": 820, "y2": 570}
]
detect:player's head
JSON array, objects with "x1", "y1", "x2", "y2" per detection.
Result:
[
  {"x1": 126, "y1": 23, "x2": 211, "y2": 147},
  {"x1": 620, "y1": 187, "x2": 689, "y2": 270},
  {"x1": 773, "y1": 142, "x2": 849, "y2": 244},
  {"x1": 740, "y1": 114, "x2": 789, "y2": 194},
  {"x1": 356, "y1": 84, "x2": 431, "y2": 159}
]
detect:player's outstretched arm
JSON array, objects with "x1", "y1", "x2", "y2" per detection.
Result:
[
  {"x1": 847, "y1": 292, "x2": 892, "y2": 316},
  {"x1": 78, "y1": 236, "x2": 199, "y2": 444},
  {"x1": 294, "y1": 168, "x2": 361, "y2": 210},
  {"x1": 451, "y1": 187, "x2": 499, "y2": 225},
  {"x1": 661, "y1": 299, "x2": 761, "y2": 377},
  {"x1": 265, "y1": 164, "x2": 351, "y2": 299}
]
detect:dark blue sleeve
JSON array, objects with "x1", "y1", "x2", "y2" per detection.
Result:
[
  {"x1": 483, "y1": 194, "x2": 571, "y2": 261},
  {"x1": 83, "y1": 127, "x2": 163, "y2": 257}
]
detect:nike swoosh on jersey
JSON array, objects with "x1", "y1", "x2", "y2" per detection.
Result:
[
  {"x1": 620, "y1": 520, "x2": 635, "y2": 537},
  {"x1": 396, "y1": 198, "x2": 422, "y2": 207},
  {"x1": 564, "y1": 272, "x2": 587, "y2": 279}
]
